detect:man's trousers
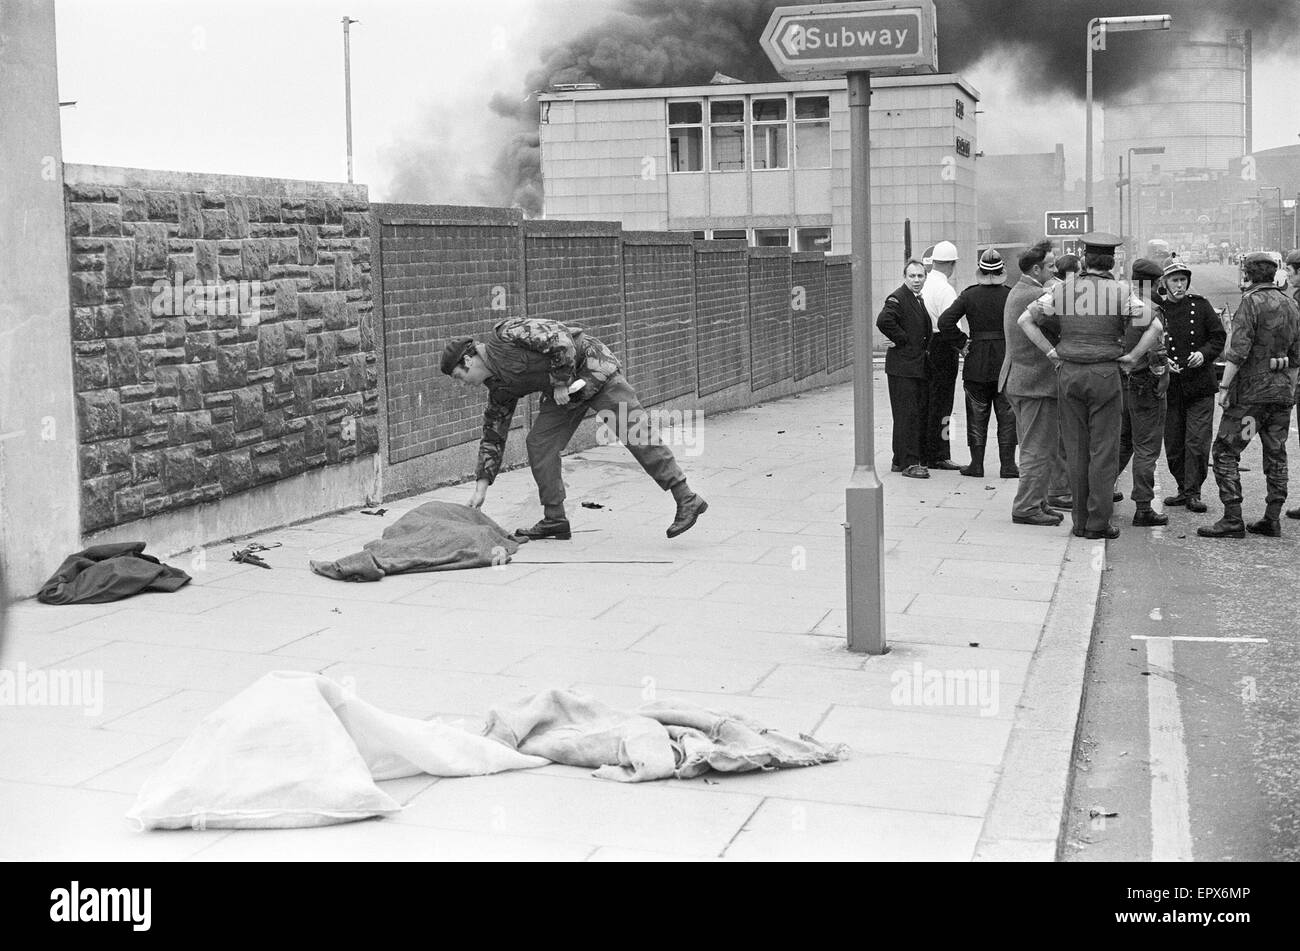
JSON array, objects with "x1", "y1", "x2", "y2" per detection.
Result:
[
  {"x1": 1116, "y1": 376, "x2": 1167, "y2": 505},
  {"x1": 888, "y1": 374, "x2": 928, "y2": 469},
  {"x1": 1164, "y1": 380, "x2": 1214, "y2": 499},
  {"x1": 923, "y1": 341, "x2": 959, "y2": 464},
  {"x1": 1008, "y1": 393, "x2": 1058, "y2": 519},
  {"x1": 963, "y1": 379, "x2": 1016, "y2": 453},
  {"x1": 1210, "y1": 402, "x2": 1290, "y2": 510},
  {"x1": 526, "y1": 372, "x2": 684, "y2": 510},
  {"x1": 1057, "y1": 361, "x2": 1123, "y2": 534}
]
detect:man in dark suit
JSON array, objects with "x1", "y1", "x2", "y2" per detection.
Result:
[
  {"x1": 877, "y1": 259, "x2": 932, "y2": 478},
  {"x1": 998, "y1": 239, "x2": 1064, "y2": 526}
]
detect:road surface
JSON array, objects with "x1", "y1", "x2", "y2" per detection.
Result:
[{"x1": 1064, "y1": 264, "x2": 1300, "y2": 862}]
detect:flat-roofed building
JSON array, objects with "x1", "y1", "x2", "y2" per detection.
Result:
[{"x1": 538, "y1": 73, "x2": 979, "y2": 307}]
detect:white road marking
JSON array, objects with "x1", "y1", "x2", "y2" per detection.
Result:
[
  {"x1": 1145, "y1": 637, "x2": 1194, "y2": 862},
  {"x1": 1148, "y1": 607, "x2": 1163, "y2": 620},
  {"x1": 1130, "y1": 635, "x2": 1268, "y2": 644},
  {"x1": 0, "y1": 430, "x2": 26, "y2": 441}
]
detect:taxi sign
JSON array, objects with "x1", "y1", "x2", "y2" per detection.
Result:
[
  {"x1": 760, "y1": 1, "x2": 938, "y2": 80},
  {"x1": 1045, "y1": 210, "x2": 1091, "y2": 238}
]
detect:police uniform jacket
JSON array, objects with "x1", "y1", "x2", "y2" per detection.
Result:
[
  {"x1": 876, "y1": 283, "x2": 932, "y2": 380},
  {"x1": 939, "y1": 282, "x2": 1011, "y2": 383}
]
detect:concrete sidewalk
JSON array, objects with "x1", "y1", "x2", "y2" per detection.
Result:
[{"x1": 0, "y1": 373, "x2": 1102, "y2": 861}]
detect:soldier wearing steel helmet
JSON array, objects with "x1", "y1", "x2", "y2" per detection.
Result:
[{"x1": 1018, "y1": 233, "x2": 1165, "y2": 539}]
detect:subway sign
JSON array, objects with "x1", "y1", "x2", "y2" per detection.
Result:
[
  {"x1": 1044, "y1": 210, "x2": 1091, "y2": 238},
  {"x1": 760, "y1": 1, "x2": 938, "y2": 80}
]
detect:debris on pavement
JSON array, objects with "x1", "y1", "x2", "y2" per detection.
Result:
[
  {"x1": 360, "y1": 508, "x2": 388, "y2": 516},
  {"x1": 580, "y1": 501, "x2": 605, "y2": 509}
]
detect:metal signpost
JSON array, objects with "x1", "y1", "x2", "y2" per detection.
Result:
[{"x1": 761, "y1": 1, "x2": 938, "y2": 655}]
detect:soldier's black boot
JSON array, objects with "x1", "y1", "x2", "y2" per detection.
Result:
[
  {"x1": 1132, "y1": 504, "x2": 1169, "y2": 527},
  {"x1": 1197, "y1": 504, "x2": 1245, "y2": 539},
  {"x1": 998, "y1": 444, "x2": 1019, "y2": 479},
  {"x1": 667, "y1": 491, "x2": 708, "y2": 538},
  {"x1": 960, "y1": 443, "x2": 985, "y2": 478},
  {"x1": 1286, "y1": 505, "x2": 1300, "y2": 520},
  {"x1": 1247, "y1": 503, "x2": 1282, "y2": 537},
  {"x1": 515, "y1": 518, "x2": 572, "y2": 540},
  {"x1": 1185, "y1": 494, "x2": 1208, "y2": 513}
]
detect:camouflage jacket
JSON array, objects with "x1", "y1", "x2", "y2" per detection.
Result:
[
  {"x1": 1224, "y1": 284, "x2": 1300, "y2": 407},
  {"x1": 474, "y1": 317, "x2": 621, "y2": 484}
]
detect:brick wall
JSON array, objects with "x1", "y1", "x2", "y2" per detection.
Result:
[
  {"x1": 748, "y1": 248, "x2": 794, "y2": 391},
  {"x1": 826, "y1": 256, "x2": 853, "y2": 372},
  {"x1": 64, "y1": 166, "x2": 377, "y2": 533},
  {"x1": 621, "y1": 232, "x2": 695, "y2": 406},
  {"x1": 693, "y1": 241, "x2": 750, "y2": 398},
  {"x1": 792, "y1": 253, "x2": 829, "y2": 382},
  {"x1": 372, "y1": 205, "x2": 525, "y2": 464}
]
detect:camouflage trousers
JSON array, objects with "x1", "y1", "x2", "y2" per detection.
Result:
[{"x1": 1210, "y1": 402, "x2": 1291, "y2": 509}]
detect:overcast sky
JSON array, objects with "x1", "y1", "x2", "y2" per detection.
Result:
[{"x1": 54, "y1": 0, "x2": 1297, "y2": 201}]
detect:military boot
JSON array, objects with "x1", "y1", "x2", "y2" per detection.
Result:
[
  {"x1": 1286, "y1": 505, "x2": 1300, "y2": 520},
  {"x1": 515, "y1": 518, "x2": 572, "y2": 540},
  {"x1": 1247, "y1": 502, "x2": 1283, "y2": 537},
  {"x1": 960, "y1": 443, "x2": 985, "y2": 478},
  {"x1": 1132, "y1": 504, "x2": 1169, "y2": 527},
  {"x1": 1185, "y1": 494, "x2": 1208, "y2": 513},
  {"x1": 1197, "y1": 504, "x2": 1245, "y2": 539}
]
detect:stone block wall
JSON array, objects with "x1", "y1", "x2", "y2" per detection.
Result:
[{"x1": 64, "y1": 166, "x2": 378, "y2": 533}]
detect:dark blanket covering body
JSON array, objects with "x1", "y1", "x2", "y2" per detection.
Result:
[
  {"x1": 310, "y1": 501, "x2": 521, "y2": 582},
  {"x1": 38, "y1": 542, "x2": 191, "y2": 604}
]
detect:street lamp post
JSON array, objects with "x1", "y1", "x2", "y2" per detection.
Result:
[
  {"x1": 1085, "y1": 15, "x2": 1171, "y2": 225},
  {"x1": 1259, "y1": 186, "x2": 1282, "y2": 250},
  {"x1": 1127, "y1": 145, "x2": 1165, "y2": 256},
  {"x1": 342, "y1": 16, "x2": 359, "y2": 184}
]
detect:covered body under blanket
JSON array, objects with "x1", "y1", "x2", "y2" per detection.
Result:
[
  {"x1": 128, "y1": 676, "x2": 848, "y2": 831},
  {"x1": 309, "y1": 500, "x2": 521, "y2": 581}
]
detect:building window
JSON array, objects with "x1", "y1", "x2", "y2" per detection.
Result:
[
  {"x1": 690, "y1": 231, "x2": 706, "y2": 240},
  {"x1": 751, "y1": 98, "x2": 788, "y2": 170},
  {"x1": 755, "y1": 228, "x2": 790, "y2": 247},
  {"x1": 794, "y1": 96, "x2": 830, "y2": 168},
  {"x1": 955, "y1": 136, "x2": 971, "y2": 158},
  {"x1": 796, "y1": 227, "x2": 832, "y2": 252},
  {"x1": 710, "y1": 229, "x2": 747, "y2": 241},
  {"x1": 710, "y1": 99, "x2": 746, "y2": 171},
  {"x1": 954, "y1": 99, "x2": 964, "y2": 119},
  {"x1": 668, "y1": 101, "x2": 703, "y2": 172}
]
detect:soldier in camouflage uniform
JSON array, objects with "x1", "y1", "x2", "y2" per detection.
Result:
[
  {"x1": 441, "y1": 316, "x2": 707, "y2": 540},
  {"x1": 1198, "y1": 252, "x2": 1300, "y2": 539}
]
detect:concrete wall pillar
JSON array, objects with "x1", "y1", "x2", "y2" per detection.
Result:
[{"x1": 0, "y1": 0, "x2": 82, "y2": 596}]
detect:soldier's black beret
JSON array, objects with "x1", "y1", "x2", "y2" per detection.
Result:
[{"x1": 440, "y1": 337, "x2": 477, "y2": 376}]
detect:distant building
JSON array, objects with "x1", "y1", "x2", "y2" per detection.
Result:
[
  {"x1": 1102, "y1": 30, "x2": 1249, "y2": 178},
  {"x1": 537, "y1": 73, "x2": 980, "y2": 308},
  {"x1": 977, "y1": 144, "x2": 1066, "y2": 247}
]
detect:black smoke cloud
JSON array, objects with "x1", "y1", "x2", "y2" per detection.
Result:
[{"x1": 483, "y1": 0, "x2": 1300, "y2": 213}]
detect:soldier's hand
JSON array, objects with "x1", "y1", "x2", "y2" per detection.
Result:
[
  {"x1": 552, "y1": 384, "x2": 570, "y2": 406},
  {"x1": 468, "y1": 480, "x2": 488, "y2": 509},
  {"x1": 1186, "y1": 351, "x2": 1205, "y2": 369},
  {"x1": 1117, "y1": 353, "x2": 1137, "y2": 371},
  {"x1": 1216, "y1": 389, "x2": 1231, "y2": 409}
]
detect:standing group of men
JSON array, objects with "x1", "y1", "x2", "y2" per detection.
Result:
[{"x1": 881, "y1": 234, "x2": 1300, "y2": 540}]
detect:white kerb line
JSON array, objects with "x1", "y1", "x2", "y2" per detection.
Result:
[
  {"x1": 1131, "y1": 635, "x2": 1268, "y2": 643},
  {"x1": 1145, "y1": 637, "x2": 1194, "y2": 862}
]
